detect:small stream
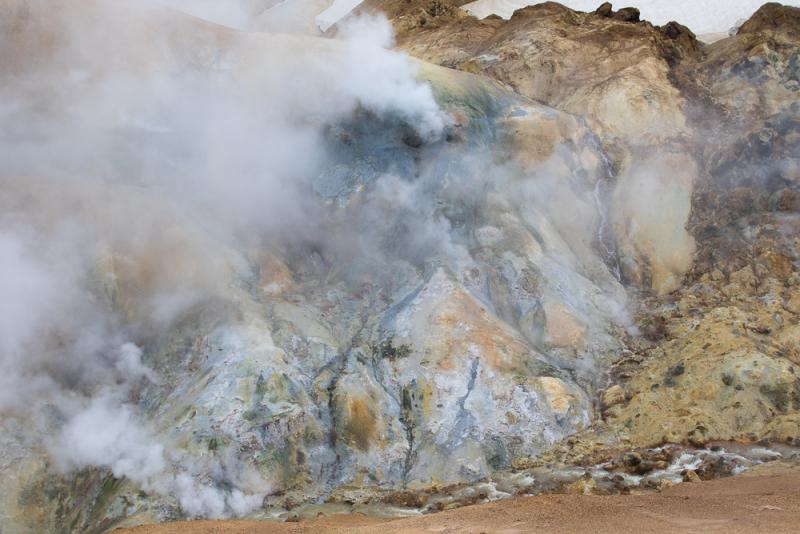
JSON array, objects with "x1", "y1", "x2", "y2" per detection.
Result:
[{"x1": 267, "y1": 442, "x2": 800, "y2": 521}]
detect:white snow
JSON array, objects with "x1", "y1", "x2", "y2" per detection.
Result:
[
  {"x1": 316, "y1": 0, "x2": 366, "y2": 31},
  {"x1": 158, "y1": 0, "x2": 800, "y2": 38},
  {"x1": 156, "y1": 0, "x2": 261, "y2": 30},
  {"x1": 255, "y1": 0, "x2": 334, "y2": 34},
  {"x1": 461, "y1": 0, "x2": 800, "y2": 36}
]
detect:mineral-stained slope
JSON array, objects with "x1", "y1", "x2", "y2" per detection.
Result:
[
  {"x1": 0, "y1": 1, "x2": 799, "y2": 533},
  {"x1": 355, "y1": 0, "x2": 800, "y2": 461},
  {"x1": 0, "y1": 2, "x2": 631, "y2": 531}
]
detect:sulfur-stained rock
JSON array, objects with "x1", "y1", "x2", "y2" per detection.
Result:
[
  {"x1": 765, "y1": 414, "x2": 800, "y2": 444},
  {"x1": 2, "y1": 1, "x2": 800, "y2": 531},
  {"x1": 683, "y1": 469, "x2": 701, "y2": 483},
  {"x1": 543, "y1": 301, "x2": 587, "y2": 348},
  {"x1": 0, "y1": 6, "x2": 633, "y2": 527},
  {"x1": 605, "y1": 303, "x2": 800, "y2": 447},
  {"x1": 612, "y1": 152, "x2": 697, "y2": 295},
  {"x1": 601, "y1": 385, "x2": 626, "y2": 409},
  {"x1": 380, "y1": 268, "x2": 597, "y2": 484}
]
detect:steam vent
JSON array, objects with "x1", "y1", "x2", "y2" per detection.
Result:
[{"x1": 1, "y1": 1, "x2": 800, "y2": 533}]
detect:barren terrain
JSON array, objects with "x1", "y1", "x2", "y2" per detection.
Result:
[{"x1": 118, "y1": 464, "x2": 800, "y2": 533}]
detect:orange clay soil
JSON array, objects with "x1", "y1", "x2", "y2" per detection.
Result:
[{"x1": 115, "y1": 463, "x2": 800, "y2": 534}]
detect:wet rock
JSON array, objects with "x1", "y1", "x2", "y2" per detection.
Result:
[
  {"x1": 383, "y1": 491, "x2": 429, "y2": 508},
  {"x1": 622, "y1": 451, "x2": 642, "y2": 467},
  {"x1": 682, "y1": 469, "x2": 701, "y2": 483}
]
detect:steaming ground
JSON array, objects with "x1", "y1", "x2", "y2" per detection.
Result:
[
  {"x1": 0, "y1": 0, "x2": 631, "y2": 525},
  {"x1": 0, "y1": 0, "x2": 452, "y2": 520},
  {"x1": 2, "y1": 0, "x2": 798, "y2": 531},
  {"x1": 115, "y1": 462, "x2": 800, "y2": 534}
]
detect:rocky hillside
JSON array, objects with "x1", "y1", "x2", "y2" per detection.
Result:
[
  {"x1": 0, "y1": 1, "x2": 798, "y2": 533},
  {"x1": 354, "y1": 0, "x2": 800, "y2": 442}
]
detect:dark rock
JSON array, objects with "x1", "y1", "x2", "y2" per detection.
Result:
[
  {"x1": 725, "y1": 188, "x2": 758, "y2": 215},
  {"x1": 659, "y1": 21, "x2": 701, "y2": 62},
  {"x1": 665, "y1": 361, "x2": 685, "y2": 387},
  {"x1": 738, "y1": 3, "x2": 800, "y2": 39},
  {"x1": 613, "y1": 7, "x2": 640, "y2": 23},
  {"x1": 641, "y1": 315, "x2": 667, "y2": 342},
  {"x1": 402, "y1": 130, "x2": 423, "y2": 148},
  {"x1": 687, "y1": 436, "x2": 705, "y2": 448},
  {"x1": 595, "y1": 2, "x2": 613, "y2": 17},
  {"x1": 749, "y1": 325, "x2": 772, "y2": 335},
  {"x1": 771, "y1": 189, "x2": 800, "y2": 212},
  {"x1": 662, "y1": 21, "x2": 692, "y2": 40},
  {"x1": 632, "y1": 461, "x2": 659, "y2": 475},
  {"x1": 722, "y1": 373, "x2": 734, "y2": 386},
  {"x1": 668, "y1": 361, "x2": 685, "y2": 377},
  {"x1": 622, "y1": 451, "x2": 642, "y2": 467}
]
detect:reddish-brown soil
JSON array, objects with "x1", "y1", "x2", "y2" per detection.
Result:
[{"x1": 116, "y1": 463, "x2": 800, "y2": 534}]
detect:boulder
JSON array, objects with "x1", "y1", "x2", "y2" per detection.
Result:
[
  {"x1": 613, "y1": 7, "x2": 639, "y2": 23},
  {"x1": 595, "y1": 3, "x2": 613, "y2": 18}
]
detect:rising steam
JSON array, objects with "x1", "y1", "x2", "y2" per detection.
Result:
[
  {"x1": 0, "y1": 0, "x2": 636, "y2": 522},
  {"x1": 0, "y1": 0, "x2": 447, "y2": 518}
]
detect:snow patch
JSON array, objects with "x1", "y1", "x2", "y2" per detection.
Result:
[{"x1": 460, "y1": 0, "x2": 800, "y2": 36}]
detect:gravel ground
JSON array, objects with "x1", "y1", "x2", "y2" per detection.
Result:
[{"x1": 116, "y1": 462, "x2": 800, "y2": 534}]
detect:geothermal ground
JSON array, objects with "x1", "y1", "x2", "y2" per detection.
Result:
[
  {"x1": 1, "y1": 0, "x2": 799, "y2": 533},
  {"x1": 119, "y1": 463, "x2": 800, "y2": 533}
]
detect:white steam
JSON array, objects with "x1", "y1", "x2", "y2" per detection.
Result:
[
  {"x1": 54, "y1": 393, "x2": 167, "y2": 485},
  {"x1": 0, "y1": 0, "x2": 638, "y2": 523},
  {"x1": 0, "y1": 0, "x2": 446, "y2": 519}
]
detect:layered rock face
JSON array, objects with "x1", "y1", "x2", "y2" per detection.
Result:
[{"x1": 0, "y1": 1, "x2": 798, "y2": 533}]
